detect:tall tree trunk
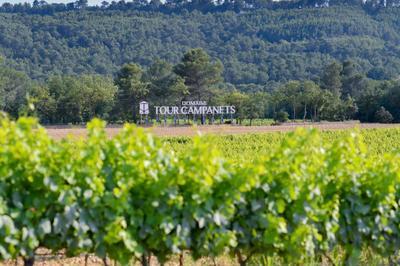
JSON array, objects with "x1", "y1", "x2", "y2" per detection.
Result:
[
  {"x1": 293, "y1": 103, "x2": 296, "y2": 121},
  {"x1": 314, "y1": 106, "x2": 317, "y2": 122},
  {"x1": 303, "y1": 104, "x2": 307, "y2": 122},
  {"x1": 132, "y1": 99, "x2": 137, "y2": 123}
]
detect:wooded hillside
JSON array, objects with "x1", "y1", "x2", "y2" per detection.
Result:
[{"x1": 1, "y1": 6, "x2": 400, "y2": 84}]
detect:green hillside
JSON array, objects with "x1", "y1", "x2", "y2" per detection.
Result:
[{"x1": 1, "y1": 6, "x2": 400, "y2": 84}]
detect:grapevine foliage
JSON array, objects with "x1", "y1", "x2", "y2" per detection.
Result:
[{"x1": 0, "y1": 117, "x2": 400, "y2": 264}]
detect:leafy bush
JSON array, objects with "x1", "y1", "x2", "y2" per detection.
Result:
[
  {"x1": 375, "y1": 106, "x2": 394, "y2": 123},
  {"x1": 1, "y1": 117, "x2": 400, "y2": 265},
  {"x1": 273, "y1": 110, "x2": 289, "y2": 123}
]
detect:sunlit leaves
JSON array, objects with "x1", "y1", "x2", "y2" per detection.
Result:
[{"x1": 1, "y1": 117, "x2": 400, "y2": 265}]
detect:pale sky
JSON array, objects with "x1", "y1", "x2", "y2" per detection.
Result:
[{"x1": 1, "y1": 0, "x2": 103, "y2": 5}]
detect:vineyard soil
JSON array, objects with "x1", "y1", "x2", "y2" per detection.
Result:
[
  {"x1": 45, "y1": 122, "x2": 400, "y2": 139},
  {"x1": 0, "y1": 249, "x2": 385, "y2": 266},
  {"x1": 1, "y1": 252, "x2": 237, "y2": 266}
]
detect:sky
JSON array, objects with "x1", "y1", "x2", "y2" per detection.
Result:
[{"x1": 2, "y1": 0, "x2": 103, "y2": 5}]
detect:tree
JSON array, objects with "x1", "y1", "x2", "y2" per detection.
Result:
[
  {"x1": 29, "y1": 85, "x2": 56, "y2": 124},
  {"x1": 145, "y1": 59, "x2": 188, "y2": 105},
  {"x1": 243, "y1": 92, "x2": 267, "y2": 126},
  {"x1": 224, "y1": 90, "x2": 249, "y2": 124},
  {"x1": 340, "y1": 60, "x2": 368, "y2": 98},
  {"x1": 79, "y1": 75, "x2": 117, "y2": 121},
  {"x1": 339, "y1": 95, "x2": 358, "y2": 120},
  {"x1": 318, "y1": 92, "x2": 357, "y2": 121},
  {"x1": 174, "y1": 48, "x2": 223, "y2": 100},
  {"x1": 47, "y1": 75, "x2": 116, "y2": 123},
  {"x1": 0, "y1": 67, "x2": 32, "y2": 118},
  {"x1": 302, "y1": 81, "x2": 324, "y2": 121},
  {"x1": 75, "y1": 0, "x2": 88, "y2": 9},
  {"x1": 114, "y1": 63, "x2": 149, "y2": 122},
  {"x1": 381, "y1": 81, "x2": 400, "y2": 122},
  {"x1": 375, "y1": 106, "x2": 393, "y2": 123},
  {"x1": 320, "y1": 62, "x2": 342, "y2": 95},
  {"x1": 101, "y1": 1, "x2": 110, "y2": 8},
  {"x1": 341, "y1": 60, "x2": 356, "y2": 78},
  {"x1": 355, "y1": 81, "x2": 384, "y2": 122},
  {"x1": 33, "y1": 0, "x2": 40, "y2": 7},
  {"x1": 299, "y1": 81, "x2": 319, "y2": 121},
  {"x1": 318, "y1": 91, "x2": 341, "y2": 121},
  {"x1": 342, "y1": 73, "x2": 367, "y2": 98},
  {"x1": 149, "y1": 0, "x2": 162, "y2": 9},
  {"x1": 274, "y1": 110, "x2": 289, "y2": 123},
  {"x1": 277, "y1": 81, "x2": 302, "y2": 121},
  {"x1": 270, "y1": 89, "x2": 284, "y2": 115}
]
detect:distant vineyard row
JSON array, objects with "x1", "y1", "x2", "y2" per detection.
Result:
[
  {"x1": 1, "y1": 117, "x2": 400, "y2": 265},
  {"x1": 164, "y1": 126, "x2": 400, "y2": 163}
]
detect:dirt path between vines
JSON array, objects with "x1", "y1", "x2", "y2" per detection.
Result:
[
  {"x1": 45, "y1": 122, "x2": 400, "y2": 140},
  {"x1": 1, "y1": 251, "x2": 237, "y2": 266}
]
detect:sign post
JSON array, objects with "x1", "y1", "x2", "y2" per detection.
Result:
[{"x1": 139, "y1": 101, "x2": 149, "y2": 125}]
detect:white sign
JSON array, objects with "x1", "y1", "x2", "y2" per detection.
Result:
[
  {"x1": 155, "y1": 105, "x2": 235, "y2": 115},
  {"x1": 181, "y1": 100, "x2": 207, "y2": 106},
  {"x1": 139, "y1": 100, "x2": 235, "y2": 116},
  {"x1": 139, "y1": 101, "x2": 149, "y2": 115}
]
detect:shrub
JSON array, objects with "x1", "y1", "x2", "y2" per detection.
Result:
[
  {"x1": 274, "y1": 110, "x2": 289, "y2": 123},
  {"x1": 375, "y1": 107, "x2": 393, "y2": 123}
]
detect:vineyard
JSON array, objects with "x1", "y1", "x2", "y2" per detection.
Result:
[{"x1": 1, "y1": 117, "x2": 400, "y2": 265}]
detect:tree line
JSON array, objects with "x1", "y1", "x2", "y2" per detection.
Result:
[
  {"x1": 1, "y1": 48, "x2": 399, "y2": 125},
  {"x1": 1, "y1": 0, "x2": 399, "y2": 15}
]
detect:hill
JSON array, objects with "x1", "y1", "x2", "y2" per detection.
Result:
[{"x1": 1, "y1": 6, "x2": 400, "y2": 84}]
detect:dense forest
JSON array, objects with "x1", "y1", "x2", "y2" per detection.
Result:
[
  {"x1": 1, "y1": 2, "x2": 400, "y2": 124},
  {"x1": 2, "y1": 4, "x2": 400, "y2": 83}
]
